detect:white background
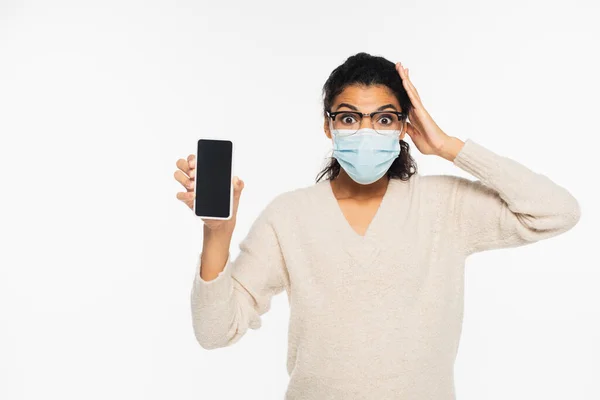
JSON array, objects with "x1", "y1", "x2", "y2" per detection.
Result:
[{"x1": 1, "y1": 1, "x2": 598, "y2": 399}]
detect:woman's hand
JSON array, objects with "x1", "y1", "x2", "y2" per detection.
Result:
[
  {"x1": 174, "y1": 154, "x2": 244, "y2": 233},
  {"x1": 395, "y1": 62, "x2": 462, "y2": 159}
]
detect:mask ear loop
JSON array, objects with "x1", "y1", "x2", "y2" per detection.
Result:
[
  {"x1": 328, "y1": 117, "x2": 339, "y2": 137},
  {"x1": 324, "y1": 118, "x2": 335, "y2": 159}
]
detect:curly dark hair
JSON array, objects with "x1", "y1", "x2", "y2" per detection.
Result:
[{"x1": 316, "y1": 52, "x2": 418, "y2": 183}]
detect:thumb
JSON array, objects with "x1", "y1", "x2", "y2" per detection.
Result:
[
  {"x1": 405, "y1": 121, "x2": 417, "y2": 139},
  {"x1": 232, "y1": 176, "x2": 244, "y2": 214},
  {"x1": 233, "y1": 176, "x2": 244, "y2": 197}
]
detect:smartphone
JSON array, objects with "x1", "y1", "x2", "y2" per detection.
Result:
[{"x1": 193, "y1": 138, "x2": 234, "y2": 220}]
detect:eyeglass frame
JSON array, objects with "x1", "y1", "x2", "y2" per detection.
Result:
[{"x1": 326, "y1": 109, "x2": 408, "y2": 135}]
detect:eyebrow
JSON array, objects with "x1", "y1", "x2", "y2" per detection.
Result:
[{"x1": 335, "y1": 103, "x2": 399, "y2": 112}]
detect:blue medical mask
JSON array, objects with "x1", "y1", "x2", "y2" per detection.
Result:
[{"x1": 331, "y1": 124, "x2": 401, "y2": 185}]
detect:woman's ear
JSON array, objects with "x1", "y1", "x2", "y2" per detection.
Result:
[
  {"x1": 324, "y1": 119, "x2": 332, "y2": 139},
  {"x1": 400, "y1": 122, "x2": 409, "y2": 141}
]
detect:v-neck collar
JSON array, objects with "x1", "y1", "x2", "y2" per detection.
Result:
[{"x1": 322, "y1": 178, "x2": 398, "y2": 241}]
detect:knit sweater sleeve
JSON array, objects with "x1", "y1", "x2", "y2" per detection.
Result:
[
  {"x1": 450, "y1": 139, "x2": 581, "y2": 255},
  {"x1": 190, "y1": 198, "x2": 288, "y2": 349}
]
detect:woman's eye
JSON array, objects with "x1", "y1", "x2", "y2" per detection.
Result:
[
  {"x1": 377, "y1": 114, "x2": 395, "y2": 125},
  {"x1": 341, "y1": 115, "x2": 357, "y2": 124}
]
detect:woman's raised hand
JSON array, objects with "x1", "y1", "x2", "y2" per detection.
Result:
[
  {"x1": 395, "y1": 62, "x2": 451, "y2": 155},
  {"x1": 174, "y1": 154, "x2": 244, "y2": 232}
]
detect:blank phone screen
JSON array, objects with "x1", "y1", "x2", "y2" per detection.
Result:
[{"x1": 194, "y1": 139, "x2": 233, "y2": 218}]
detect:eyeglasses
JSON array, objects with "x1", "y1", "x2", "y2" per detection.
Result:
[{"x1": 326, "y1": 110, "x2": 407, "y2": 137}]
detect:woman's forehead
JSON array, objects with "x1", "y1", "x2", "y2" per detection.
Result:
[{"x1": 333, "y1": 85, "x2": 400, "y2": 110}]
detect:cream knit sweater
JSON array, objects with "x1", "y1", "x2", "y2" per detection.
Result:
[{"x1": 190, "y1": 139, "x2": 580, "y2": 399}]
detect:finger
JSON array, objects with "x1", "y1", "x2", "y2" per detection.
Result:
[
  {"x1": 403, "y1": 69, "x2": 422, "y2": 104},
  {"x1": 232, "y1": 176, "x2": 244, "y2": 215},
  {"x1": 174, "y1": 169, "x2": 195, "y2": 191},
  {"x1": 396, "y1": 62, "x2": 415, "y2": 91},
  {"x1": 405, "y1": 76, "x2": 421, "y2": 103},
  {"x1": 187, "y1": 154, "x2": 196, "y2": 169},
  {"x1": 404, "y1": 122, "x2": 419, "y2": 139},
  {"x1": 403, "y1": 75, "x2": 422, "y2": 106},
  {"x1": 396, "y1": 63, "x2": 417, "y2": 100},
  {"x1": 396, "y1": 63, "x2": 423, "y2": 107},
  {"x1": 232, "y1": 176, "x2": 245, "y2": 198},
  {"x1": 176, "y1": 158, "x2": 191, "y2": 175},
  {"x1": 176, "y1": 191, "x2": 195, "y2": 206}
]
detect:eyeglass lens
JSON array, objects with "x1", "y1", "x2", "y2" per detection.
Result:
[{"x1": 332, "y1": 112, "x2": 404, "y2": 135}]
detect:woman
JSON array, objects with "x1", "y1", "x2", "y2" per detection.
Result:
[{"x1": 174, "y1": 53, "x2": 580, "y2": 399}]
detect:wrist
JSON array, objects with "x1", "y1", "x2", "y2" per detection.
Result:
[
  {"x1": 204, "y1": 222, "x2": 235, "y2": 241},
  {"x1": 436, "y1": 136, "x2": 465, "y2": 162}
]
